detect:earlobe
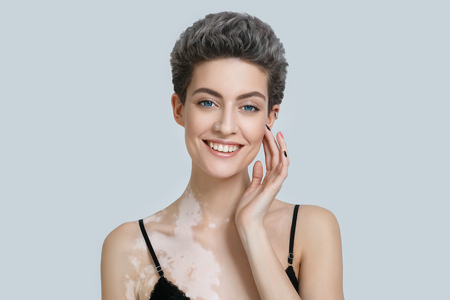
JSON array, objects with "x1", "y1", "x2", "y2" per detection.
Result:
[
  {"x1": 171, "y1": 93, "x2": 185, "y2": 127},
  {"x1": 266, "y1": 104, "x2": 280, "y2": 129}
]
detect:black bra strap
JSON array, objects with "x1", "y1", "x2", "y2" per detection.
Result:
[
  {"x1": 138, "y1": 219, "x2": 164, "y2": 277},
  {"x1": 288, "y1": 205, "x2": 300, "y2": 265}
]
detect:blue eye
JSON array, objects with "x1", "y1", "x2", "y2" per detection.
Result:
[
  {"x1": 243, "y1": 105, "x2": 258, "y2": 112},
  {"x1": 200, "y1": 100, "x2": 214, "y2": 107}
]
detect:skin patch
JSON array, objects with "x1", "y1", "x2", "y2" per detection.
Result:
[
  {"x1": 175, "y1": 189, "x2": 202, "y2": 229},
  {"x1": 124, "y1": 274, "x2": 136, "y2": 300},
  {"x1": 127, "y1": 189, "x2": 222, "y2": 299},
  {"x1": 143, "y1": 208, "x2": 167, "y2": 224},
  {"x1": 149, "y1": 188, "x2": 222, "y2": 300},
  {"x1": 125, "y1": 253, "x2": 158, "y2": 300},
  {"x1": 208, "y1": 218, "x2": 230, "y2": 229},
  {"x1": 208, "y1": 222, "x2": 218, "y2": 229},
  {"x1": 132, "y1": 237, "x2": 147, "y2": 251},
  {"x1": 125, "y1": 210, "x2": 169, "y2": 299}
]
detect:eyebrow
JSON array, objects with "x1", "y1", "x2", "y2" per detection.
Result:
[
  {"x1": 192, "y1": 88, "x2": 222, "y2": 98},
  {"x1": 192, "y1": 88, "x2": 266, "y2": 101},
  {"x1": 237, "y1": 91, "x2": 266, "y2": 101}
]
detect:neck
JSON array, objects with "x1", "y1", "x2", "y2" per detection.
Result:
[{"x1": 177, "y1": 162, "x2": 251, "y2": 225}]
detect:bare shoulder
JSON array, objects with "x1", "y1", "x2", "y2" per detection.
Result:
[
  {"x1": 101, "y1": 221, "x2": 143, "y2": 300},
  {"x1": 102, "y1": 221, "x2": 140, "y2": 257},
  {"x1": 101, "y1": 206, "x2": 175, "y2": 271},
  {"x1": 267, "y1": 201, "x2": 339, "y2": 229},
  {"x1": 266, "y1": 202, "x2": 341, "y2": 253},
  {"x1": 295, "y1": 206, "x2": 344, "y2": 298},
  {"x1": 103, "y1": 206, "x2": 171, "y2": 253},
  {"x1": 101, "y1": 211, "x2": 171, "y2": 300},
  {"x1": 265, "y1": 200, "x2": 298, "y2": 228},
  {"x1": 102, "y1": 207, "x2": 171, "y2": 258},
  {"x1": 296, "y1": 205, "x2": 342, "y2": 268},
  {"x1": 101, "y1": 221, "x2": 143, "y2": 280},
  {"x1": 298, "y1": 205, "x2": 339, "y2": 226}
]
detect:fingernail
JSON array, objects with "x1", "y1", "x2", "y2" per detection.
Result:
[
  {"x1": 284, "y1": 151, "x2": 287, "y2": 157},
  {"x1": 279, "y1": 132, "x2": 284, "y2": 138},
  {"x1": 265, "y1": 124, "x2": 271, "y2": 131}
]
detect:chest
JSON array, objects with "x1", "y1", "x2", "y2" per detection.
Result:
[
  {"x1": 136, "y1": 228, "x2": 290, "y2": 300},
  {"x1": 134, "y1": 217, "x2": 296, "y2": 300}
]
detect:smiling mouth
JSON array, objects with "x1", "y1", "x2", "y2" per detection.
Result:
[{"x1": 203, "y1": 140, "x2": 242, "y2": 153}]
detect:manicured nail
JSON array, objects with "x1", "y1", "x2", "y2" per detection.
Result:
[
  {"x1": 265, "y1": 124, "x2": 271, "y2": 131},
  {"x1": 284, "y1": 151, "x2": 287, "y2": 157},
  {"x1": 279, "y1": 132, "x2": 284, "y2": 138}
]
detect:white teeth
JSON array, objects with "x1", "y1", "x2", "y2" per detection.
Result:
[{"x1": 208, "y1": 142, "x2": 240, "y2": 153}]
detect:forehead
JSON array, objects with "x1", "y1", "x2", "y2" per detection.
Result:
[{"x1": 187, "y1": 58, "x2": 269, "y2": 98}]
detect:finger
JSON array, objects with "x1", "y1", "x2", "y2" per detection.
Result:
[
  {"x1": 265, "y1": 132, "x2": 289, "y2": 185},
  {"x1": 276, "y1": 131, "x2": 289, "y2": 165},
  {"x1": 264, "y1": 125, "x2": 280, "y2": 170},
  {"x1": 262, "y1": 131, "x2": 272, "y2": 172},
  {"x1": 250, "y1": 160, "x2": 264, "y2": 189},
  {"x1": 273, "y1": 131, "x2": 290, "y2": 184},
  {"x1": 265, "y1": 160, "x2": 283, "y2": 184}
]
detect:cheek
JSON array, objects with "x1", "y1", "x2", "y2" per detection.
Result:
[
  {"x1": 241, "y1": 117, "x2": 266, "y2": 145},
  {"x1": 183, "y1": 112, "x2": 216, "y2": 157},
  {"x1": 184, "y1": 121, "x2": 201, "y2": 155},
  {"x1": 185, "y1": 112, "x2": 215, "y2": 137}
]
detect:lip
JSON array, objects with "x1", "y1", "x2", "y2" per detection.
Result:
[{"x1": 202, "y1": 139, "x2": 244, "y2": 157}]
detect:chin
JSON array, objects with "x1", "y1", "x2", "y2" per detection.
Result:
[
  {"x1": 192, "y1": 159, "x2": 249, "y2": 180},
  {"x1": 205, "y1": 164, "x2": 247, "y2": 179}
]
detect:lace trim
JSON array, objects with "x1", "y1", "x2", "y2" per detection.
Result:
[{"x1": 149, "y1": 276, "x2": 190, "y2": 300}]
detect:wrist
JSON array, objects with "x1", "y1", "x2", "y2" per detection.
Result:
[
  {"x1": 236, "y1": 213, "x2": 263, "y2": 232},
  {"x1": 236, "y1": 218, "x2": 267, "y2": 247}
]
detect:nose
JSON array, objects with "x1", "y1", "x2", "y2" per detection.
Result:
[{"x1": 216, "y1": 106, "x2": 238, "y2": 135}]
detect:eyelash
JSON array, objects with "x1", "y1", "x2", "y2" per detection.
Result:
[
  {"x1": 198, "y1": 100, "x2": 215, "y2": 108},
  {"x1": 198, "y1": 101, "x2": 260, "y2": 112},
  {"x1": 242, "y1": 105, "x2": 259, "y2": 112}
]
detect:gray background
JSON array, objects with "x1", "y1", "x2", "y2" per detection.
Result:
[{"x1": 1, "y1": 0, "x2": 449, "y2": 299}]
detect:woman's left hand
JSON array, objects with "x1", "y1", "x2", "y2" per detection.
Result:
[{"x1": 235, "y1": 127, "x2": 290, "y2": 229}]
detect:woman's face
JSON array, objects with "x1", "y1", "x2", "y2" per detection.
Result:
[{"x1": 172, "y1": 58, "x2": 278, "y2": 179}]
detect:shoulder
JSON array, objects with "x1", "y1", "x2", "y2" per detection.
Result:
[
  {"x1": 266, "y1": 202, "x2": 340, "y2": 236},
  {"x1": 101, "y1": 221, "x2": 142, "y2": 274},
  {"x1": 101, "y1": 221, "x2": 144, "y2": 299},
  {"x1": 267, "y1": 201, "x2": 339, "y2": 226},
  {"x1": 296, "y1": 205, "x2": 342, "y2": 260},
  {"x1": 265, "y1": 201, "x2": 298, "y2": 230},
  {"x1": 295, "y1": 206, "x2": 344, "y2": 298},
  {"x1": 297, "y1": 205, "x2": 341, "y2": 238},
  {"x1": 298, "y1": 204, "x2": 339, "y2": 229},
  {"x1": 103, "y1": 205, "x2": 172, "y2": 251},
  {"x1": 102, "y1": 221, "x2": 139, "y2": 254},
  {"x1": 102, "y1": 206, "x2": 175, "y2": 264},
  {"x1": 266, "y1": 202, "x2": 341, "y2": 251}
]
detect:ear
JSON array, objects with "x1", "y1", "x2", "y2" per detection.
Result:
[
  {"x1": 266, "y1": 104, "x2": 280, "y2": 130},
  {"x1": 171, "y1": 93, "x2": 185, "y2": 127}
]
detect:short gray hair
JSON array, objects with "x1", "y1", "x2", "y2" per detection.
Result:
[{"x1": 170, "y1": 12, "x2": 288, "y2": 111}]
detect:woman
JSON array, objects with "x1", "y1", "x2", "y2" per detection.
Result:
[{"x1": 101, "y1": 12, "x2": 344, "y2": 300}]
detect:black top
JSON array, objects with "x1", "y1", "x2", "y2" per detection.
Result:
[{"x1": 138, "y1": 204, "x2": 300, "y2": 299}]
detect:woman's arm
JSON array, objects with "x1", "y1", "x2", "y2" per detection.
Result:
[
  {"x1": 101, "y1": 223, "x2": 138, "y2": 300},
  {"x1": 236, "y1": 129, "x2": 301, "y2": 299},
  {"x1": 297, "y1": 205, "x2": 344, "y2": 300},
  {"x1": 236, "y1": 128, "x2": 344, "y2": 300},
  {"x1": 237, "y1": 219, "x2": 302, "y2": 299}
]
